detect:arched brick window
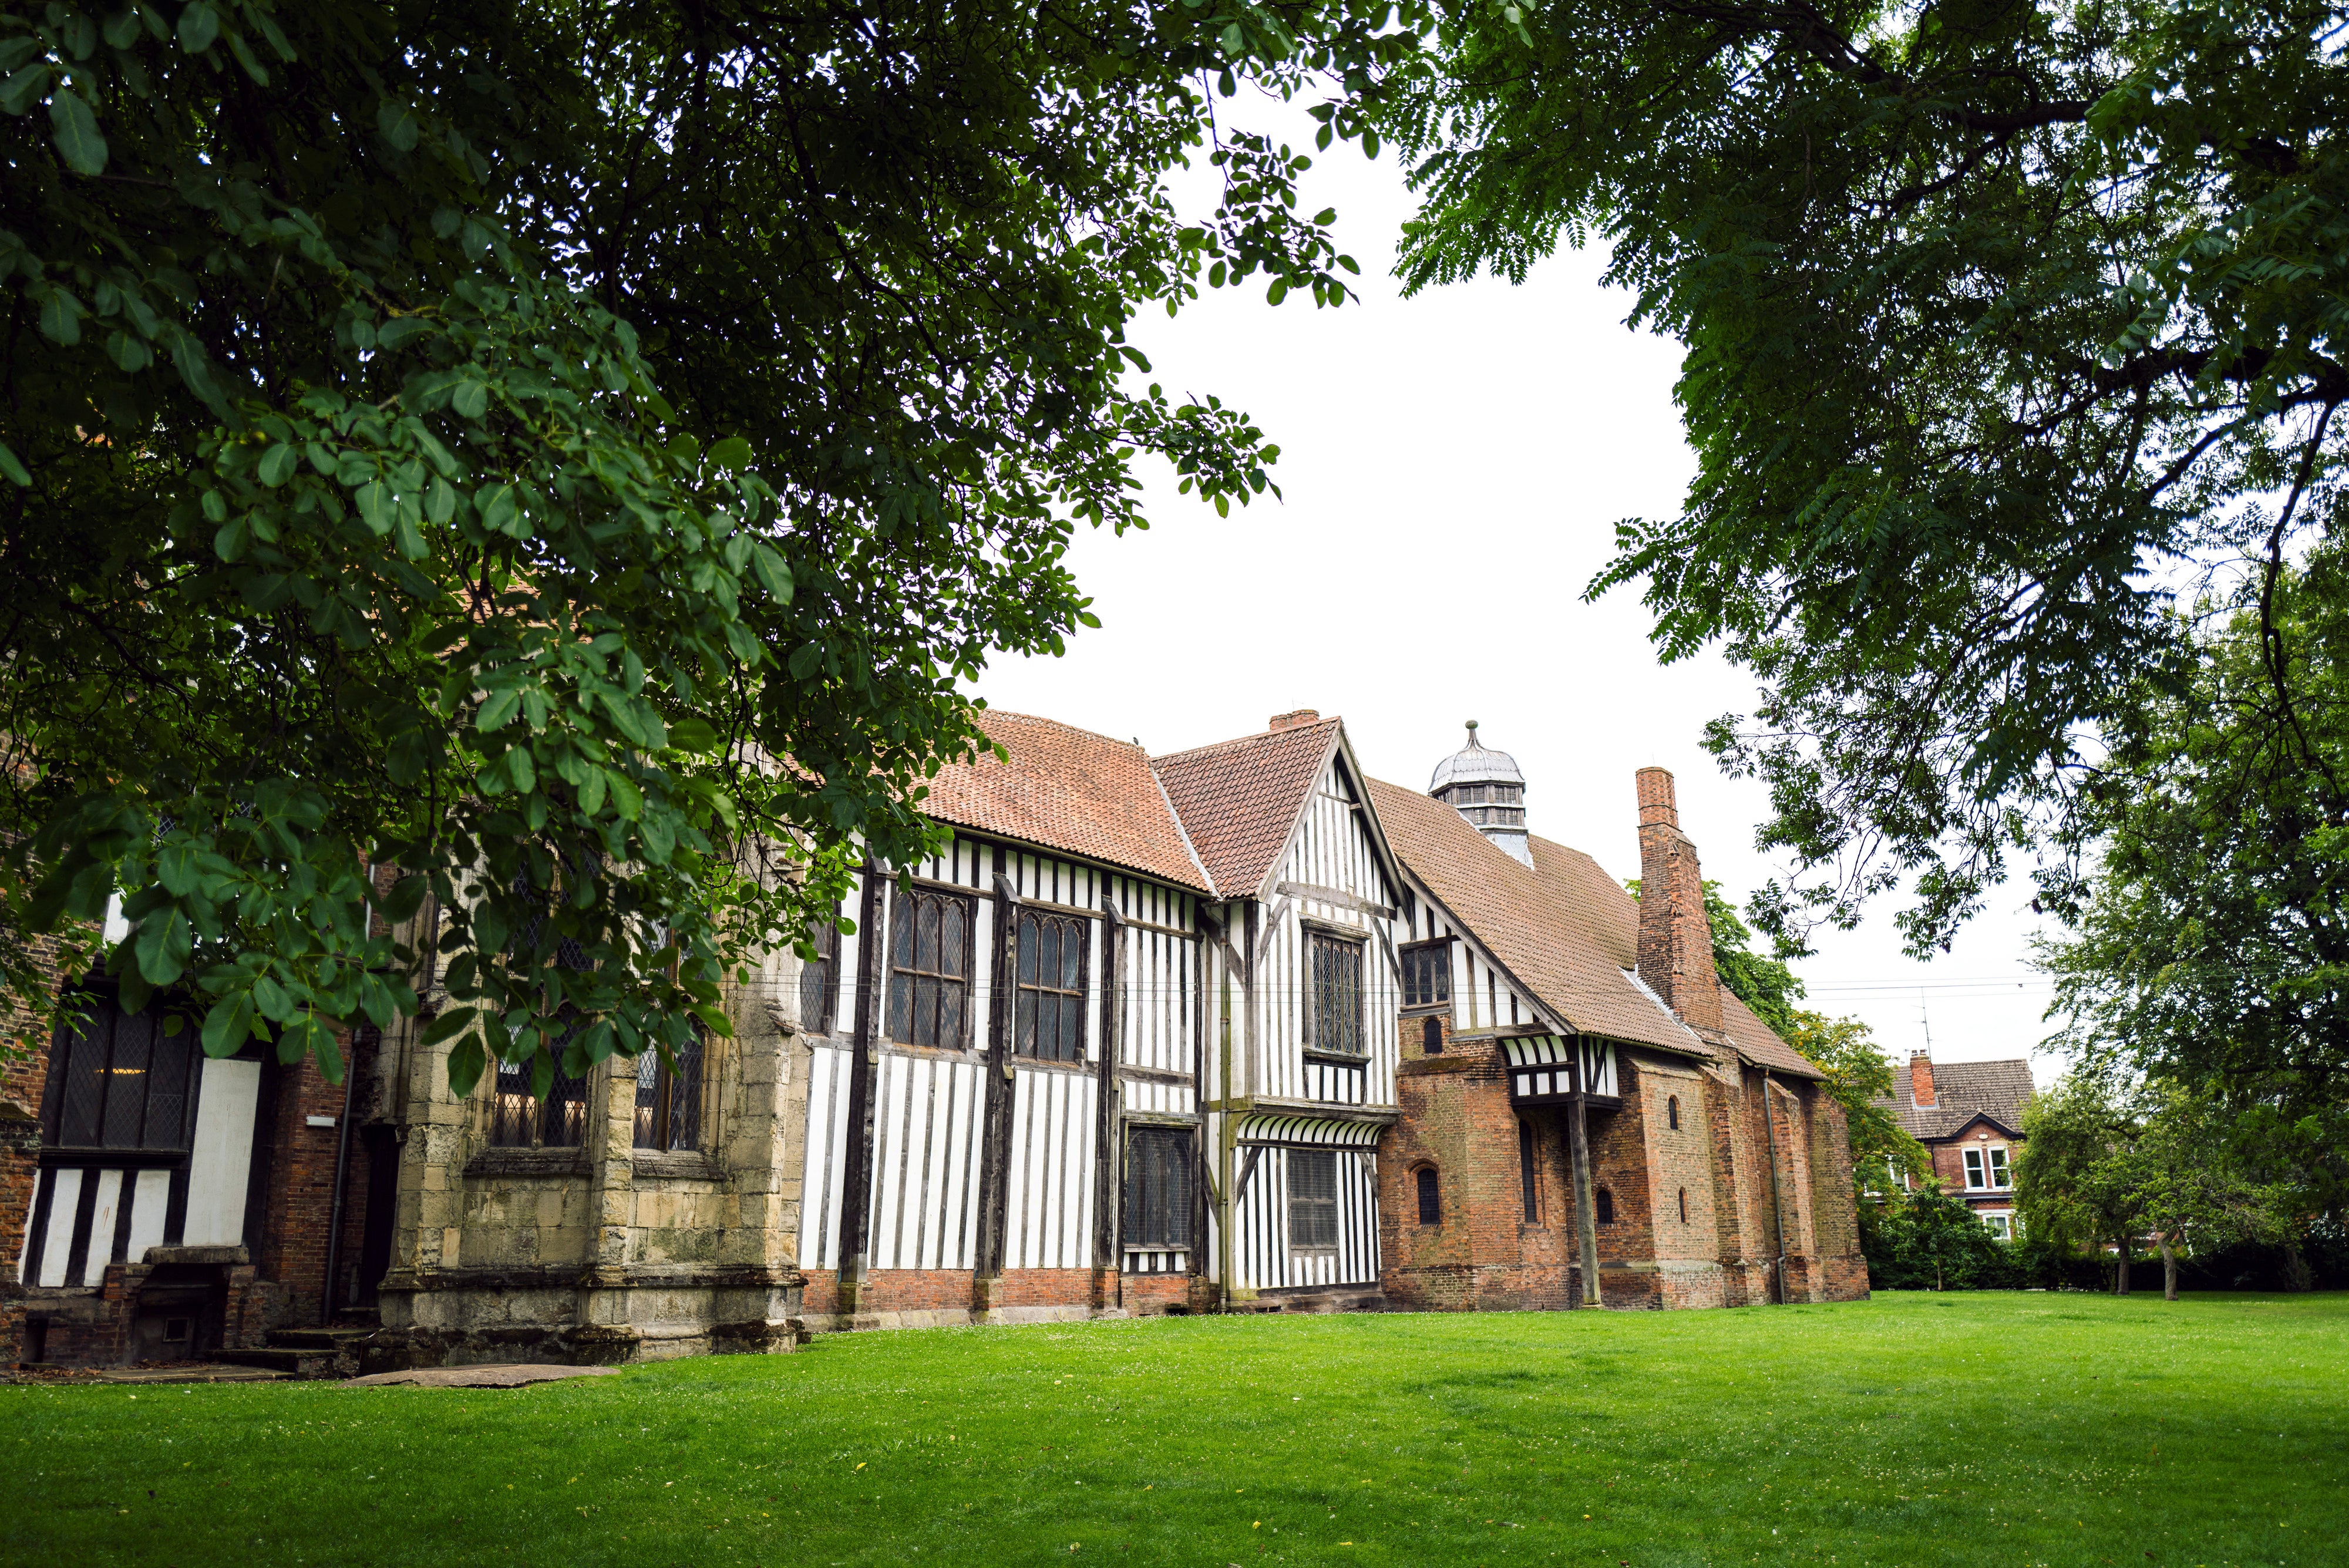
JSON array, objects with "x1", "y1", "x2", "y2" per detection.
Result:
[
  {"x1": 1422, "y1": 1015, "x2": 1443, "y2": 1054},
  {"x1": 1594, "y1": 1186, "x2": 1615, "y2": 1225},
  {"x1": 1667, "y1": 1094, "x2": 1680, "y2": 1130},
  {"x1": 1415, "y1": 1166, "x2": 1441, "y2": 1226}
]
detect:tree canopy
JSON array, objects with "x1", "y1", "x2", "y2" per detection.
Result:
[
  {"x1": 0, "y1": 0, "x2": 1414, "y2": 1090},
  {"x1": 2044, "y1": 555, "x2": 2349, "y2": 1210},
  {"x1": 1382, "y1": 0, "x2": 2349, "y2": 955}
]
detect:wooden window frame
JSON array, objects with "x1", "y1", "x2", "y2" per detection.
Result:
[
  {"x1": 1122, "y1": 1125, "x2": 1193, "y2": 1250},
  {"x1": 797, "y1": 914, "x2": 840, "y2": 1036},
  {"x1": 1517, "y1": 1119, "x2": 1539, "y2": 1223},
  {"x1": 632, "y1": 1035, "x2": 706, "y2": 1152},
  {"x1": 1287, "y1": 1149, "x2": 1340, "y2": 1251},
  {"x1": 1963, "y1": 1146, "x2": 1988, "y2": 1189},
  {"x1": 41, "y1": 990, "x2": 201, "y2": 1157},
  {"x1": 1399, "y1": 938, "x2": 1452, "y2": 1012},
  {"x1": 887, "y1": 886, "x2": 977, "y2": 1049},
  {"x1": 1414, "y1": 1164, "x2": 1441, "y2": 1227},
  {"x1": 1987, "y1": 1145, "x2": 2012, "y2": 1189},
  {"x1": 1013, "y1": 907, "x2": 1090, "y2": 1063},
  {"x1": 1305, "y1": 931, "x2": 1367, "y2": 1060}
]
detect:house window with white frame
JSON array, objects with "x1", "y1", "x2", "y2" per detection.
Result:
[
  {"x1": 1963, "y1": 1144, "x2": 2014, "y2": 1190},
  {"x1": 1988, "y1": 1144, "x2": 2011, "y2": 1188},
  {"x1": 1983, "y1": 1212, "x2": 2015, "y2": 1241}
]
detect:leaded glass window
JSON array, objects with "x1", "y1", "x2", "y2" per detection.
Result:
[
  {"x1": 43, "y1": 993, "x2": 198, "y2": 1153},
  {"x1": 887, "y1": 888, "x2": 972, "y2": 1047},
  {"x1": 1307, "y1": 933, "x2": 1364, "y2": 1057},
  {"x1": 1288, "y1": 1149, "x2": 1338, "y2": 1249},
  {"x1": 1122, "y1": 1126, "x2": 1193, "y2": 1248},
  {"x1": 633, "y1": 1035, "x2": 704, "y2": 1152},
  {"x1": 1401, "y1": 940, "x2": 1451, "y2": 1010},
  {"x1": 1014, "y1": 910, "x2": 1087, "y2": 1062}
]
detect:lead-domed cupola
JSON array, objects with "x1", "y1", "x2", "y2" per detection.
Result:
[{"x1": 1431, "y1": 721, "x2": 1531, "y2": 866}]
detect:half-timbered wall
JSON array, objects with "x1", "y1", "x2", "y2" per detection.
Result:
[
  {"x1": 796, "y1": 834, "x2": 1204, "y2": 1280},
  {"x1": 1244, "y1": 758, "x2": 1404, "y2": 1107},
  {"x1": 1225, "y1": 1121, "x2": 1382, "y2": 1289}
]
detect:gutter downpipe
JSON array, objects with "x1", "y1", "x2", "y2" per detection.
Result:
[
  {"x1": 1761, "y1": 1066, "x2": 1788, "y2": 1304},
  {"x1": 319, "y1": 859, "x2": 378, "y2": 1326}
]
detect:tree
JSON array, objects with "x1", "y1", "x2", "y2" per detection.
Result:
[
  {"x1": 0, "y1": 1, "x2": 1415, "y2": 1091},
  {"x1": 2044, "y1": 553, "x2": 2349, "y2": 1219},
  {"x1": 1867, "y1": 1179, "x2": 2005, "y2": 1292},
  {"x1": 2015, "y1": 1072, "x2": 2156, "y2": 1294},
  {"x1": 1785, "y1": 1010, "x2": 1930, "y2": 1202},
  {"x1": 2131, "y1": 1084, "x2": 2291, "y2": 1298},
  {"x1": 1378, "y1": 0, "x2": 2349, "y2": 957}
]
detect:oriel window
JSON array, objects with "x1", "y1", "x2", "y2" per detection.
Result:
[
  {"x1": 1122, "y1": 1126, "x2": 1193, "y2": 1249},
  {"x1": 1401, "y1": 941, "x2": 1451, "y2": 1010},
  {"x1": 1307, "y1": 933, "x2": 1365, "y2": 1056},
  {"x1": 1015, "y1": 909, "x2": 1088, "y2": 1062},
  {"x1": 887, "y1": 888, "x2": 973, "y2": 1048},
  {"x1": 1288, "y1": 1149, "x2": 1339, "y2": 1249},
  {"x1": 632, "y1": 1035, "x2": 704, "y2": 1152}
]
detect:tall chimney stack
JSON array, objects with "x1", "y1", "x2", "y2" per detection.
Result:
[
  {"x1": 1910, "y1": 1052, "x2": 1937, "y2": 1108},
  {"x1": 1634, "y1": 768, "x2": 1723, "y2": 1033}
]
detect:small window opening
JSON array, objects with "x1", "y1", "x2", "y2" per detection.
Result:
[
  {"x1": 1677, "y1": 1187, "x2": 1688, "y2": 1224},
  {"x1": 1421, "y1": 1015, "x2": 1442, "y2": 1054},
  {"x1": 1667, "y1": 1095, "x2": 1681, "y2": 1131},
  {"x1": 1517, "y1": 1121, "x2": 1539, "y2": 1223},
  {"x1": 1594, "y1": 1187, "x2": 1615, "y2": 1225},
  {"x1": 163, "y1": 1317, "x2": 191, "y2": 1344},
  {"x1": 1415, "y1": 1166, "x2": 1441, "y2": 1226}
]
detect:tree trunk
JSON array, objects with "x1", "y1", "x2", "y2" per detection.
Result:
[
  {"x1": 2283, "y1": 1241, "x2": 2313, "y2": 1293},
  {"x1": 2115, "y1": 1241, "x2": 2131, "y2": 1296},
  {"x1": 2159, "y1": 1234, "x2": 2178, "y2": 1301}
]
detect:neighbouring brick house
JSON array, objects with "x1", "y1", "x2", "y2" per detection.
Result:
[
  {"x1": 7, "y1": 706, "x2": 1866, "y2": 1374},
  {"x1": 1875, "y1": 1055, "x2": 2034, "y2": 1239}
]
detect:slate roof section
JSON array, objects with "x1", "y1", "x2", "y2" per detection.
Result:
[
  {"x1": 1875, "y1": 1058, "x2": 2036, "y2": 1140},
  {"x1": 918, "y1": 709, "x2": 1212, "y2": 893},
  {"x1": 1149, "y1": 718, "x2": 1344, "y2": 899}
]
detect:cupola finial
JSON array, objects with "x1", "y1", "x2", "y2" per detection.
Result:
[{"x1": 1429, "y1": 721, "x2": 1531, "y2": 866}]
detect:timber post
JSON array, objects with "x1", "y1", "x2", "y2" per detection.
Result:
[
  {"x1": 1569, "y1": 1037, "x2": 1600, "y2": 1307},
  {"x1": 1092, "y1": 896, "x2": 1125, "y2": 1311},
  {"x1": 971, "y1": 861, "x2": 1019, "y2": 1317},
  {"x1": 832, "y1": 859, "x2": 885, "y2": 1321}
]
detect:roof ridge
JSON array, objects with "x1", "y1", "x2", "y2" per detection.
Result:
[
  {"x1": 974, "y1": 706, "x2": 1149, "y2": 756},
  {"x1": 1149, "y1": 715, "x2": 1342, "y2": 764}
]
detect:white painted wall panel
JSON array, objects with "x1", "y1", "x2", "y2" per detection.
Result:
[
  {"x1": 183, "y1": 1056, "x2": 259, "y2": 1247},
  {"x1": 32, "y1": 1169, "x2": 78, "y2": 1286}
]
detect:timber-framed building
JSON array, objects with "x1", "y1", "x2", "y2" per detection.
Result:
[{"x1": 4, "y1": 707, "x2": 1865, "y2": 1374}]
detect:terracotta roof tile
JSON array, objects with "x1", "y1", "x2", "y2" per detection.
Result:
[
  {"x1": 1150, "y1": 719, "x2": 1342, "y2": 899},
  {"x1": 1368, "y1": 778, "x2": 1708, "y2": 1056},
  {"x1": 1872, "y1": 1058, "x2": 2035, "y2": 1140},
  {"x1": 920, "y1": 710, "x2": 1211, "y2": 892}
]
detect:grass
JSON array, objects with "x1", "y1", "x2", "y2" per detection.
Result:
[{"x1": 4, "y1": 1292, "x2": 2343, "y2": 1568}]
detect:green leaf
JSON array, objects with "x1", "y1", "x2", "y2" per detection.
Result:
[
  {"x1": 419, "y1": 1007, "x2": 479, "y2": 1048},
  {"x1": 49, "y1": 86, "x2": 107, "y2": 176},
  {"x1": 709, "y1": 435, "x2": 753, "y2": 469},
  {"x1": 446, "y1": 1032, "x2": 488, "y2": 1096},
  {"x1": 377, "y1": 100, "x2": 419, "y2": 152},
  {"x1": 355, "y1": 480, "x2": 394, "y2": 536},
  {"x1": 667, "y1": 716, "x2": 721, "y2": 754},
  {"x1": 257, "y1": 443, "x2": 298, "y2": 487},
  {"x1": 1, "y1": 63, "x2": 52, "y2": 119},
  {"x1": 132, "y1": 907, "x2": 190, "y2": 985},
  {"x1": 0, "y1": 442, "x2": 29, "y2": 488},
  {"x1": 605, "y1": 769, "x2": 643, "y2": 820},
  {"x1": 451, "y1": 378, "x2": 489, "y2": 420},
  {"x1": 177, "y1": 1, "x2": 220, "y2": 54},
  {"x1": 507, "y1": 743, "x2": 536, "y2": 795},
  {"x1": 200, "y1": 993, "x2": 255, "y2": 1058},
  {"x1": 477, "y1": 685, "x2": 521, "y2": 732},
  {"x1": 38, "y1": 288, "x2": 83, "y2": 346},
  {"x1": 378, "y1": 874, "x2": 429, "y2": 923}
]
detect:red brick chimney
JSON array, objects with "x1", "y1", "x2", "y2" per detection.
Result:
[
  {"x1": 1634, "y1": 767, "x2": 1722, "y2": 1033},
  {"x1": 1268, "y1": 709, "x2": 1320, "y2": 732},
  {"x1": 1910, "y1": 1052, "x2": 1936, "y2": 1108}
]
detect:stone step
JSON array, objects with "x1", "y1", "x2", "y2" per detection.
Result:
[
  {"x1": 212, "y1": 1347, "x2": 341, "y2": 1377},
  {"x1": 78, "y1": 1363, "x2": 293, "y2": 1384},
  {"x1": 267, "y1": 1326, "x2": 378, "y2": 1351}
]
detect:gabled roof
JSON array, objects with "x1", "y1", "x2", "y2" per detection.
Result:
[
  {"x1": 1368, "y1": 778, "x2": 1706, "y2": 1058},
  {"x1": 1874, "y1": 1058, "x2": 2035, "y2": 1142},
  {"x1": 1150, "y1": 717, "x2": 1345, "y2": 899},
  {"x1": 918, "y1": 709, "x2": 1212, "y2": 893},
  {"x1": 1369, "y1": 777, "x2": 1827, "y2": 1078}
]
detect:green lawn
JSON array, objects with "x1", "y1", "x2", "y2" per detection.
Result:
[{"x1": 5, "y1": 1292, "x2": 2343, "y2": 1568}]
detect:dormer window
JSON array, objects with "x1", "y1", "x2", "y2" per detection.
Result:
[{"x1": 1401, "y1": 940, "x2": 1451, "y2": 1011}]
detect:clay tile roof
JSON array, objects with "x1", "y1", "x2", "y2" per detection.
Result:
[
  {"x1": 1717, "y1": 990, "x2": 1826, "y2": 1081},
  {"x1": 1873, "y1": 1058, "x2": 2036, "y2": 1140},
  {"x1": 919, "y1": 709, "x2": 1211, "y2": 892},
  {"x1": 1150, "y1": 718, "x2": 1344, "y2": 899},
  {"x1": 1367, "y1": 778, "x2": 1707, "y2": 1057}
]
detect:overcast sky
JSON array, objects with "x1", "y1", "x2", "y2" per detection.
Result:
[{"x1": 968, "y1": 103, "x2": 2059, "y2": 1084}]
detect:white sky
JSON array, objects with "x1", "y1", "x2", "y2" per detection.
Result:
[{"x1": 968, "y1": 104, "x2": 2059, "y2": 1085}]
